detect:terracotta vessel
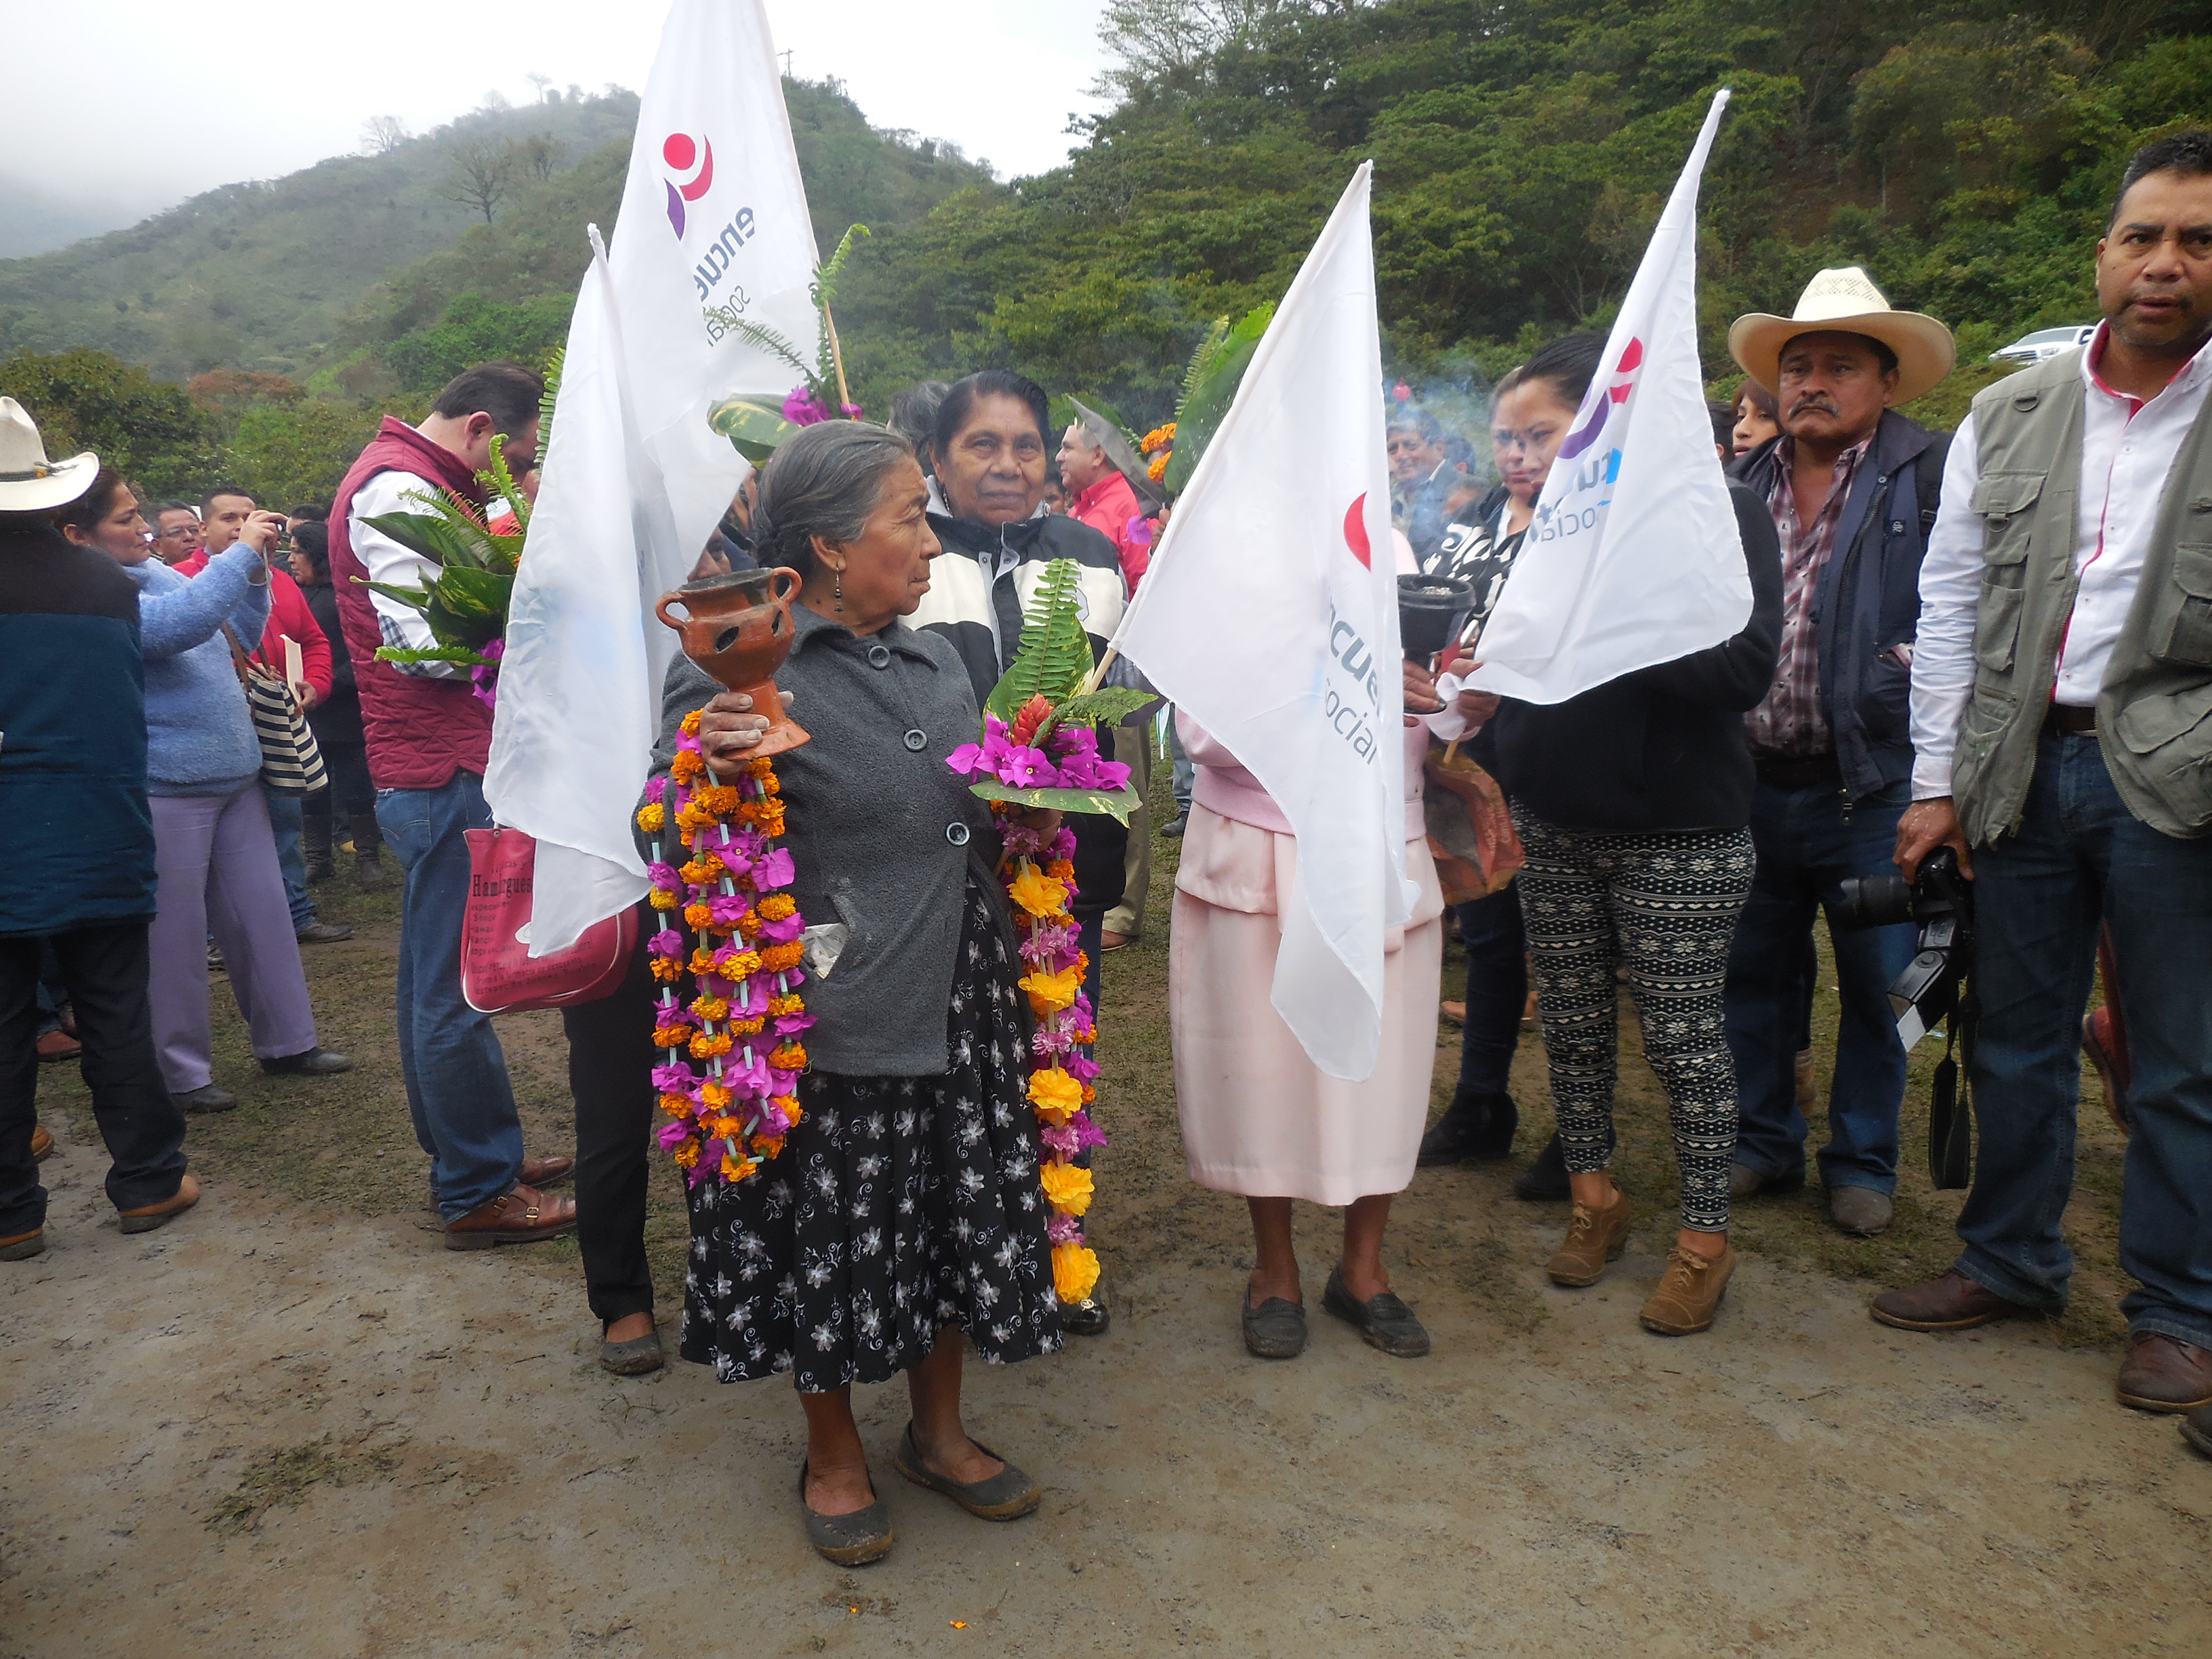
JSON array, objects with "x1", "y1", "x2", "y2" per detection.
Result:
[{"x1": 654, "y1": 566, "x2": 811, "y2": 757}]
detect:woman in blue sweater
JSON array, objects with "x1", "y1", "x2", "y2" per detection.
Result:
[{"x1": 59, "y1": 472, "x2": 349, "y2": 1111}]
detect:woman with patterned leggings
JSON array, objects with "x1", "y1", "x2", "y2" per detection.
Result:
[{"x1": 1483, "y1": 341, "x2": 1784, "y2": 1334}]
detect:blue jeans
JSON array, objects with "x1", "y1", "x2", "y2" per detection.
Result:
[
  {"x1": 1453, "y1": 881, "x2": 1526, "y2": 1099},
  {"x1": 262, "y1": 783, "x2": 319, "y2": 932},
  {"x1": 375, "y1": 772, "x2": 523, "y2": 1221},
  {"x1": 1955, "y1": 732, "x2": 2212, "y2": 1348},
  {"x1": 1724, "y1": 777, "x2": 1918, "y2": 1192}
]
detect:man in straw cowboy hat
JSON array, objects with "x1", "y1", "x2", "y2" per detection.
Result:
[
  {"x1": 1873, "y1": 131, "x2": 2212, "y2": 1437},
  {"x1": 1719, "y1": 267, "x2": 1957, "y2": 1240},
  {"x1": 0, "y1": 397, "x2": 198, "y2": 1261}
]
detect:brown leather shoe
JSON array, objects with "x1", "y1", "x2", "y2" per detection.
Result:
[
  {"x1": 1640, "y1": 1242, "x2": 1736, "y2": 1335},
  {"x1": 1547, "y1": 1186, "x2": 1632, "y2": 1287},
  {"x1": 35, "y1": 1029, "x2": 80, "y2": 1063},
  {"x1": 519, "y1": 1154, "x2": 574, "y2": 1188},
  {"x1": 2117, "y1": 1332, "x2": 2212, "y2": 1413},
  {"x1": 119, "y1": 1173, "x2": 201, "y2": 1235},
  {"x1": 30, "y1": 1125, "x2": 54, "y2": 1162},
  {"x1": 443, "y1": 1183, "x2": 577, "y2": 1250},
  {"x1": 1870, "y1": 1267, "x2": 2040, "y2": 1332}
]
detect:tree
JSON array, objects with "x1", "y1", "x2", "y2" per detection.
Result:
[
  {"x1": 516, "y1": 132, "x2": 566, "y2": 182},
  {"x1": 0, "y1": 348, "x2": 222, "y2": 497},
  {"x1": 362, "y1": 115, "x2": 409, "y2": 155},
  {"x1": 440, "y1": 136, "x2": 517, "y2": 224},
  {"x1": 527, "y1": 72, "x2": 552, "y2": 104}
]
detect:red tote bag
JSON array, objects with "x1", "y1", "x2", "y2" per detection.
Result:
[{"x1": 460, "y1": 827, "x2": 638, "y2": 1014}]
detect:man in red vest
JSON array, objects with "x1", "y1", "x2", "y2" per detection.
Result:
[{"x1": 328, "y1": 362, "x2": 576, "y2": 1249}]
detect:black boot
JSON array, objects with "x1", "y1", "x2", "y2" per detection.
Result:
[
  {"x1": 1512, "y1": 1132, "x2": 1571, "y2": 1201},
  {"x1": 303, "y1": 811, "x2": 336, "y2": 883},
  {"x1": 1416, "y1": 1089, "x2": 1519, "y2": 1166},
  {"x1": 351, "y1": 813, "x2": 386, "y2": 890}
]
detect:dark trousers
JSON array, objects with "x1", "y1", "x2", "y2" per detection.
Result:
[
  {"x1": 1452, "y1": 880, "x2": 1527, "y2": 1099},
  {"x1": 1957, "y1": 733, "x2": 2212, "y2": 1347},
  {"x1": 302, "y1": 741, "x2": 375, "y2": 824},
  {"x1": 560, "y1": 907, "x2": 658, "y2": 1328},
  {"x1": 1725, "y1": 777, "x2": 1918, "y2": 1192},
  {"x1": 0, "y1": 921, "x2": 188, "y2": 1235}
]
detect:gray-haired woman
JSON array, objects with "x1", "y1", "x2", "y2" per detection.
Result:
[{"x1": 657, "y1": 419, "x2": 1063, "y2": 1565}]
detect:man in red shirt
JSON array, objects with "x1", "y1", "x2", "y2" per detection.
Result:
[{"x1": 182, "y1": 488, "x2": 348, "y2": 944}]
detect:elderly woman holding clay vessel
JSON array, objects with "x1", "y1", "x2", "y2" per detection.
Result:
[{"x1": 655, "y1": 419, "x2": 1063, "y2": 1567}]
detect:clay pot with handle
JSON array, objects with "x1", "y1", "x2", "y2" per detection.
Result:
[{"x1": 654, "y1": 567, "x2": 811, "y2": 757}]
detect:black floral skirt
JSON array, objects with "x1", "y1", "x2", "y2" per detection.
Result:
[{"x1": 680, "y1": 874, "x2": 1063, "y2": 1391}]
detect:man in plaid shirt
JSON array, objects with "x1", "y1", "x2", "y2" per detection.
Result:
[{"x1": 1719, "y1": 269, "x2": 1957, "y2": 1238}]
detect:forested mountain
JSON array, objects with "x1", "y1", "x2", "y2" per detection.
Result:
[
  {"x1": 0, "y1": 93, "x2": 641, "y2": 381},
  {"x1": 828, "y1": 0, "x2": 2211, "y2": 429},
  {"x1": 3, "y1": 0, "x2": 2208, "y2": 502}
]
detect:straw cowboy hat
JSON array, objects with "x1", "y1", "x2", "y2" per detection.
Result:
[
  {"x1": 1728, "y1": 267, "x2": 1956, "y2": 405},
  {"x1": 0, "y1": 397, "x2": 98, "y2": 512}
]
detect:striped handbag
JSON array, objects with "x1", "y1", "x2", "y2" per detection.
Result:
[{"x1": 224, "y1": 627, "x2": 327, "y2": 794}]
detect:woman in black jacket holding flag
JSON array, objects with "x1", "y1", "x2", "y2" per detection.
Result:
[{"x1": 1484, "y1": 346, "x2": 1783, "y2": 1339}]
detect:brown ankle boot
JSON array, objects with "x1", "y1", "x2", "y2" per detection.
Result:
[
  {"x1": 1640, "y1": 1242, "x2": 1736, "y2": 1334},
  {"x1": 1547, "y1": 1187, "x2": 1631, "y2": 1286}
]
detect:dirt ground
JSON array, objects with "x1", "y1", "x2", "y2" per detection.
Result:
[{"x1": 5, "y1": 792, "x2": 2208, "y2": 1657}]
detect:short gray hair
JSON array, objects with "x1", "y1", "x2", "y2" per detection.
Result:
[{"x1": 750, "y1": 421, "x2": 915, "y2": 580}]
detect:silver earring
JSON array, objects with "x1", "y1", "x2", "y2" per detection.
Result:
[{"x1": 833, "y1": 568, "x2": 843, "y2": 612}]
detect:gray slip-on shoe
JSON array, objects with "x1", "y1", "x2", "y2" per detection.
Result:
[
  {"x1": 600, "y1": 1326, "x2": 665, "y2": 1376},
  {"x1": 799, "y1": 1462, "x2": 894, "y2": 1565},
  {"x1": 1322, "y1": 1266, "x2": 1432, "y2": 1357},
  {"x1": 893, "y1": 1422, "x2": 1041, "y2": 1520}
]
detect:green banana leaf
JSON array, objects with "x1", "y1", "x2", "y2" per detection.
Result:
[
  {"x1": 1164, "y1": 303, "x2": 1275, "y2": 496},
  {"x1": 968, "y1": 781, "x2": 1141, "y2": 825},
  {"x1": 708, "y1": 395, "x2": 803, "y2": 464}
]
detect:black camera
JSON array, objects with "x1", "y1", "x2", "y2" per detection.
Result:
[{"x1": 1835, "y1": 846, "x2": 1975, "y2": 1187}]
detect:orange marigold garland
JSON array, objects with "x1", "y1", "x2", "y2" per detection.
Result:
[
  {"x1": 989, "y1": 806, "x2": 1106, "y2": 1305},
  {"x1": 638, "y1": 710, "x2": 811, "y2": 1187}
]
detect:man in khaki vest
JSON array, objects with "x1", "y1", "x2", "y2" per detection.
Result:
[{"x1": 1875, "y1": 131, "x2": 2212, "y2": 1432}]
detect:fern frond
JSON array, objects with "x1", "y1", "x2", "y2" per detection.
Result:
[
  {"x1": 480, "y1": 432, "x2": 527, "y2": 539},
  {"x1": 813, "y1": 224, "x2": 872, "y2": 312},
  {"x1": 712, "y1": 312, "x2": 815, "y2": 384},
  {"x1": 537, "y1": 347, "x2": 563, "y2": 458},
  {"x1": 985, "y1": 560, "x2": 1093, "y2": 720},
  {"x1": 1178, "y1": 316, "x2": 1230, "y2": 414}
]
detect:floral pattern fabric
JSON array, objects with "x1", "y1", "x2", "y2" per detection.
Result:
[{"x1": 680, "y1": 874, "x2": 1063, "y2": 1390}]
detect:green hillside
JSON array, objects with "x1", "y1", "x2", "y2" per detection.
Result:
[{"x1": 0, "y1": 92, "x2": 640, "y2": 382}]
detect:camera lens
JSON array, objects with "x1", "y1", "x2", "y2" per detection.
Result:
[{"x1": 1835, "y1": 872, "x2": 1914, "y2": 931}]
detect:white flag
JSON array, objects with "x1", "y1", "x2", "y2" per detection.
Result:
[
  {"x1": 487, "y1": 0, "x2": 822, "y2": 955},
  {"x1": 1467, "y1": 88, "x2": 1747, "y2": 705},
  {"x1": 1114, "y1": 164, "x2": 1412, "y2": 1082}
]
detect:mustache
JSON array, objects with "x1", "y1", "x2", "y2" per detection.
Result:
[{"x1": 1789, "y1": 395, "x2": 1840, "y2": 417}]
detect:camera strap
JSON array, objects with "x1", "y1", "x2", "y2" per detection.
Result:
[{"x1": 1928, "y1": 987, "x2": 1978, "y2": 1191}]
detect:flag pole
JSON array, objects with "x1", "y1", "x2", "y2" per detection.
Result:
[{"x1": 824, "y1": 304, "x2": 852, "y2": 410}]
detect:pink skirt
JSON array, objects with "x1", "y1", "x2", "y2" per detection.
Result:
[{"x1": 1169, "y1": 806, "x2": 1445, "y2": 1205}]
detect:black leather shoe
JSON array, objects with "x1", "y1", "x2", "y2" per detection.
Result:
[
  {"x1": 261, "y1": 1046, "x2": 354, "y2": 1076},
  {"x1": 1160, "y1": 812, "x2": 1189, "y2": 838},
  {"x1": 1513, "y1": 1132, "x2": 1570, "y2": 1200},
  {"x1": 1417, "y1": 1090, "x2": 1519, "y2": 1166},
  {"x1": 1322, "y1": 1266, "x2": 1431, "y2": 1357},
  {"x1": 1060, "y1": 1294, "x2": 1110, "y2": 1336},
  {"x1": 173, "y1": 1084, "x2": 235, "y2": 1113},
  {"x1": 1242, "y1": 1294, "x2": 1307, "y2": 1359}
]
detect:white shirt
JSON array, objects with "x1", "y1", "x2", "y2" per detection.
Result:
[
  {"x1": 1909, "y1": 327, "x2": 2212, "y2": 798},
  {"x1": 349, "y1": 467, "x2": 462, "y2": 680}
]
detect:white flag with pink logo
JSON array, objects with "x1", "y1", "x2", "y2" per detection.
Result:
[
  {"x1": 1466, "y1": 89, "x2": 1748, "y2": 705},
  {"x1": 1113, "y1": 163, "x2": 1412, "y2": 1082},
  {"x1": 489, "y1": 0, "x2": 821, "y2": 955}
]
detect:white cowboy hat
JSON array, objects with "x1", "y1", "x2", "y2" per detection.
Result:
[
  {"x1": 0, "y1": 397, "x2": 98, "y2": 512},
  {"x1": 1728, "y1": 267, "x2": 1957, "y2": 405}
]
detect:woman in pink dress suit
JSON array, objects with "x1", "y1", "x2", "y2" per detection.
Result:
[{"x1": 1170, "y1": 662, "x2": 1446, "y2": 1361}]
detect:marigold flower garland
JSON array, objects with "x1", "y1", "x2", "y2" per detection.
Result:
[
  {"x1": 636, "y1": 710, "x2": 813, "y2": 1187},
  {"x1": 949, "y1": 693, "x2": 1128, "y2": 1308}
]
